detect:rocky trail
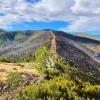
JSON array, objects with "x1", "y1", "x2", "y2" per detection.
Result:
[{"x1": 50, "y1": 31, "x2": 57, "y2": 62}]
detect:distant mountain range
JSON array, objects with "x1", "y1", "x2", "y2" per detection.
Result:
[
  {"x1": 0, "y1": 29, "x2": 100, "y2": 73},
  {"x1": 73, "y1": 32, "x2": 100, "y2": 41}
]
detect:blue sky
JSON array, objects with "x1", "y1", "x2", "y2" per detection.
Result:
[
  {"x1": 8, "y1": 21, "x2": 68, "y2": 31},
  {"x1": 88, "y1": 31, "x2": 100, "y2": 35},
  {"x1": 0, "y1": 0, "x2": 100, "y2": 35}
]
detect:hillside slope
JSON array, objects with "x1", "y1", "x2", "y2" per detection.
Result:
[
  {"x1": 53, "y1": 31, "x2": 100, "y2": 73},
  {"x1": 0, "y1": 30, "x2": 100, "y2": 73},
  {"x1": 0, "y1": 30, "x2": 52, "y2": 56}
]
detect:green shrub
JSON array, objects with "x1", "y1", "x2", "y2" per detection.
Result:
[
  {"x1": 56, "y1": 57, "x2": 100, "y2": 84},
  {"x1": 81, "y1": 84, "x2": 100, "y2": 99},
  {"x1": 15, "y1": 76, "x2": 81, "y2": 100},
  {"x1": 7, "y1": 72, "x2": 22, "y2": 87},
  {"x1": 35, "y1": 46, "x2": 51, "y2": 67},
  {"x1": 0, "y1": 53, "x2": 35, "y2": 63},
  {"x1": 15, "y1": 75, "x2": 100, "y2": 100},
  {"x1": 0, "y1": 56, "x2": 10, "y2": 62}
]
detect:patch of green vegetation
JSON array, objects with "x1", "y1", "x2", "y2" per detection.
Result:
[
  {"x1": 7, "y1": 72, "x2": 22, "y2": 87},
  {"x1": 0, "y1": 53, "x2": 35, "y2": 63},
  {"x1": 34, "y1": 47, "x2": 100, "y2": 83},
  {"x1": 35, "y1": 46, "x2": 51, "y2": 68},
  {"x1": 0, "y1": 56, "x2": 10, "y2": 63},
  {"x1": 56, "y1": 57, "x2": 100, "y2": 84},
  {"x1": 34, "y1": 46, "x2": 60, "y2": 78},
  {"x1": 15, "y1": 75, "x2": 100, "y2": 100}
]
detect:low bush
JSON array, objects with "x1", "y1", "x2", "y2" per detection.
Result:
[
  {"x1": 15, "y1": 75, "x2": 100, "y2": 100},
  {"x1": 0, "y1": 56, "x2": 10, "y2": 63},
  {"x1": 7, "y1": 72, "x2": 22, "y2": 87}
]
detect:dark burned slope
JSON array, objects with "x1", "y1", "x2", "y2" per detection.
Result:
[{"x1": 54, "y1": 31, "x2": 100, "y2": 73}]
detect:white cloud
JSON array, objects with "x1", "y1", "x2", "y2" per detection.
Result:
[
  {"x1": 71, "y1": 0, "x2": 100, "y2": 15},
  {"x1": 0, "y1": 0, "x2": 100, "y2": 32},
  {"x1": 65, "y1": 16, "x2": 100, "y2": 32}
]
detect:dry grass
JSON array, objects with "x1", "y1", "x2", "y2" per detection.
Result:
[{"x1": 0, "y1": 62, "x2": 39, "y2": 81}]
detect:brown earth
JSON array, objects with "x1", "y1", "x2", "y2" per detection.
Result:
[{"x1": 0, "y1": 62, "x2": 39, "y2": 81}]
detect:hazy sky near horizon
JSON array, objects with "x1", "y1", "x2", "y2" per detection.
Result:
[{"x1": 0, "y1": 0, "x2": 100, "y2": 35}]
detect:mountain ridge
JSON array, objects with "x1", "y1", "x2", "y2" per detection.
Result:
[{"x1": 0, "y1": 29, "x2": 100, "y2": 73}]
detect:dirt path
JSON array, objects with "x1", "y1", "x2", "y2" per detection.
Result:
[{"x1": 49, "y1": 31, "x2": 57, "y2": 61}]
